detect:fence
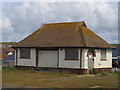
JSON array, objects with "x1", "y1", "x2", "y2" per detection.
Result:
[{"x1": 2, "y1": 60, "x2": 14, "y2": 68}]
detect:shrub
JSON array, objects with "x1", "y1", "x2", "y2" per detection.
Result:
[
  {"x1": 89, "y1": 69, "x2": 97, "y2": 74},
  {"x1": 96, "y1": 70, "x2": 109, "y2": 77},
  {"x1": 2, "y1": 66, "x2": 15, "y2": 70},
  {"x1": 89, "y1": 69, "x2": 110, "y2": 77},
  {"x1": 99, "y1": 72, "x2": 108, "y2": 77}
]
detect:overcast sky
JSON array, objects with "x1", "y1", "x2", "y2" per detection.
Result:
[{"x1": 1, "y1": 1, "x2": 118, "y2": 44}]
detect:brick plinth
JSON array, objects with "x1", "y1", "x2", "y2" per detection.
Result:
[
  {"x1": 94, "y1": 68, "x2": 112, "y2": 73},
  {"x1": 59, "y1": 68, "x2": 88, "y2": 74},
  {"x1": 15, "y1": 66, "x2": 88, "y2": 74}
]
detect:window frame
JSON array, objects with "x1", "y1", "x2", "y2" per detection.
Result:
[
  {"x1": 19, "y1": 48, "x2": 31, "y2": 59},
  {"x1": 64, "y1": 48, "x2": 79, "y2": 60},
  {"x1": 100, "y1": 49, "x2": 107, "y2": 61}
]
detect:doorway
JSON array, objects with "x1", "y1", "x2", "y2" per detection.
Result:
[
  {"x1": 88, "y1": 51, "x2": 94, "y2": 71},
  {"x1": 38, "y1": 50, "x2": 58, "y2": 68}
]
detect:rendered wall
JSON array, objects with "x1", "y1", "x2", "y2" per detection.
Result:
[
  {"x1": 15, "y1": 48, "x2": 36, "y2": 66},
  {"x1": 81, "y1": 49, "x2": 112, "y2": 69},
  {"x1": 14, "y1": 48, "x2": 112, "y2": 69},
  {"x1": 93, "y1": 49, "x2": 112, "y2": 68},
  {"x1": 81, "y1": 49, "x2": 88, "y2": 69},
  {"x1": 59, "y1": 49, "x2": 81, "y2": 69}
]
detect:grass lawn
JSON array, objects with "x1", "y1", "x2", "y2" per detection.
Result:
[
  {"x1": 2, "y1": 68, "x2": 119, "y2": 88},
  {"x1": 0, "y1": 69, "x2": 1, "y2": 85}
]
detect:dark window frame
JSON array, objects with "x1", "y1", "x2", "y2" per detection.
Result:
[{"x1": 19, "y1": 48, "x2": 31, "y2": 59}]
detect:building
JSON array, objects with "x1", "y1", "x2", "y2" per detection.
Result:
[
  {"x1": 0, "y1": 42, "x2": 17, "y2": 48},
  {"x1": 12, "y1": 21, "x2": 115, "y2": 74},
  {"x1": 112, "y1": 45, "x2": 120, "y2": 57},
  {"x1": 1, "y1": 54, "x2": 15, "y2": 67},
  {"x1": 0, "y1": 42, "x2": 16, "y2": 61},
  {"x1": 0, "y1": 42, "x2": 16, "y2": 67}
]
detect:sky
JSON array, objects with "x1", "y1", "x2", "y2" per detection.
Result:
[{"x1": 1, "y1": 0, "x2": 119, "y2": 44}]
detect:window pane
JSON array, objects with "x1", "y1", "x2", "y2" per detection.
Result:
[
  {"x1": 20, "y1": 48, "x2": 30, "y2": 59},
  {"x1": 65, "y1": 49, "x2": 78, "y2": 59},
  {"x1": 101, "y1": 49, "x2": 106, "y2": 59}
]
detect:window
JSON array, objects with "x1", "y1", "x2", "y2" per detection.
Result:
[
  {"x1": 87, "y1": 49, "x2": 96, "y2": 57},
  {"x1": 101, "y1": 49, "x2": 106, "y2": 60},
  {"x1": 65, "y1": 49, "x2": 78, "y2": 60},
  {"x1": 20, "y1": 48, "x2": 30, "y2": 59}
]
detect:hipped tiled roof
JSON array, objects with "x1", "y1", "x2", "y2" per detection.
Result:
[{"x1": 13, "y1": 21, "x2": 115, "y2": 48}]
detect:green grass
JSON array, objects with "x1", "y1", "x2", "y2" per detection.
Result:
[
  {"x1": 2, "y1": 69, "x2": 119, "y2": 88},
  {"x1": 111, "y1": 44, "x2": 120, "y2": 46},
  {"x1": 0, "y1": 69, "x2": 1, "y2": 84}
]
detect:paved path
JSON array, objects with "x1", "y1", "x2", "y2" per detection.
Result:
[
  {"x1": 90, "y1": 85, "x2": 100, "y2": 88},
  {"x1": 112, "y1": 67, "x2": 120, "y2": 72},
  {"x1": 0, "y1": 84, "x2": 40, "y2": 89}
]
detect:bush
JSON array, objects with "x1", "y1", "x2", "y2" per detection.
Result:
[
  {"x1": 2, "y1": 66, "x2": 15, "y2": 70},
  {"x1": 96, "y1": 70, "x2": 109, "y2": 77},
  {"x1": 89, "y1": 69, "x2": 110, "y2": 77},
  {"x1": 98, "y1": 72, "x2": 108, "y2": 77},
  {"x1": 89, "y1": 69, "x2": 97, "y2": 74}
]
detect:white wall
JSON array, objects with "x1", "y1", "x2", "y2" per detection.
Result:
[
  {"x1": 81, "y1": 49, "x2": 112, "y2": 69},
  {"x1": 14, "y1": 50, "x2": 16, "y2": 65},
  {"x1": 15, "y1": 48, "x2": 36, "y2": 66},
  {"x1": 94, "y1": 49, "x2": 100, "y2": 68},
  {"x1": 94, "y1": 49, "x2": 112, "y2": 68},
  {"x1": 81, "y1": 49, "x2": 88, "y2": 69},
  {"x1": 59, "y1": 49, "x2": 80, "y2": 69},
  {"x1": 14, "y1": 48, "x2": 112, "y2": 69}
]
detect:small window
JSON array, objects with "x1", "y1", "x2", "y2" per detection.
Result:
[
  {"x1": 65, "y1": 49, "x2": 78, "y2": 60},
  {"x1": 20, "y1": 48, "x2": 30, "y2": 59},
  {"x1": 101, "y1": 49, "x2": 106, "y2": 60}
]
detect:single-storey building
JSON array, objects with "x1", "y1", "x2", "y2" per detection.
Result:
[{"x1": 12, "y1": 21, "x2": 115, "y2": 74}]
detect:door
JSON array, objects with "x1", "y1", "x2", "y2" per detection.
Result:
[
  {"x1": 88, "y1": 51, "x2": 94, "y2": 70},
  {"x1": 38, "y1": 50, "x2": 58, "y2": 68}
]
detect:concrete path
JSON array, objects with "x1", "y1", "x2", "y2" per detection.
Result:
[
  {"x1": 112, "y1": 67, "x2": 120, "y2": 72},
  {"x1": 90, "y1": 85, "x2": 100, "y2": 88},
  {"x1": 0, "y1": 84, "x2": 40, "y2": 89}
]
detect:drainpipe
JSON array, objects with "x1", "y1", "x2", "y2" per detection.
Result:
[{"x1": 80, "y1": 49, "x2": 82, "y2": 69}]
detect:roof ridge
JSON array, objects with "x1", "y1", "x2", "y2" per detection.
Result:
[{"x1": 45, "y1": 21, "x2": 85, "y2": 25}]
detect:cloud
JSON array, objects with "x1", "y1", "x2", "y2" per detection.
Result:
[
  {"x1": 2, "y1": 2, "x2": 118, "y2": 43},
  {"x1": 2, "y1": 17, "x2": 14, "y2": 33}
]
